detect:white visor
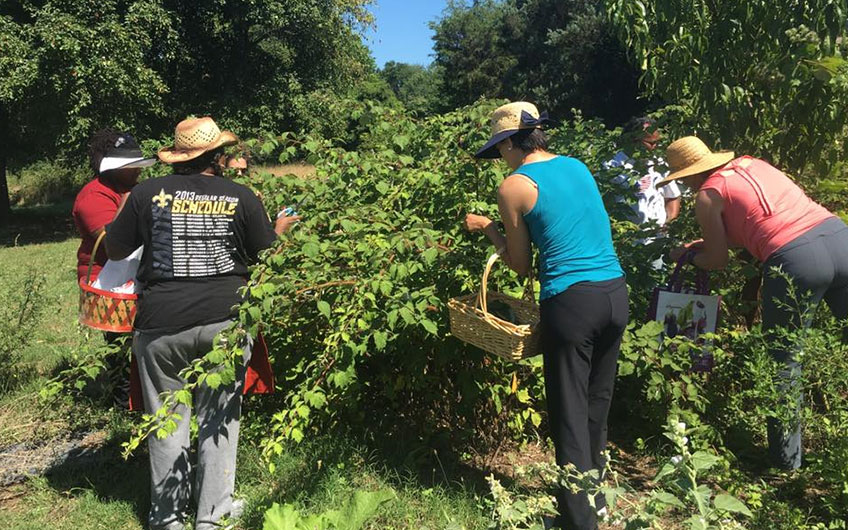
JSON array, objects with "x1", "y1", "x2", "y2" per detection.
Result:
[{"x1": 99, "y1": 156, "x2": 157, "y2": 174}]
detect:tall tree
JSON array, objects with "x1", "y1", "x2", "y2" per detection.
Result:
[
  {"x1": 430, "y1": 0, "x2": 642, "y2": 124},
  {"x1": 158, "y1": 0, "x2": 375, "y2": 135},
  {"x1": 0, "y1": 0, "x2": 375, "y2": 217},
  {"x1": 430, "y1": 0, "x2": 519, "y2": 111},
  {"x1": 608, "y1": 0, "x2": 848, "y2": 175},
  {"x1": 0, "y1": 13, "x2": 38, "y2": 222},
  {"x1": 380, "y1": 62, "x2": 442, "y2": 115}
]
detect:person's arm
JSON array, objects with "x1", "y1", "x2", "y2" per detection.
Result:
[
  {"x1": 244, "y1": 192, "x2": 301, "y2": 259},
  {"x1": 660, "y1": 178, "x2": 682, "y2": 223},
  {"x1": 463, "y1": 175, "x2": 533, "y2": 276},
  {"x1": 665, "y1": 197, "x2": 681, "y2": 222},
  {"x1": 74, "y1": 190, "x2": 127, "y2": 240},
  {"x1": 689, "y1": 189, "x2": 728, "y2": 270}
]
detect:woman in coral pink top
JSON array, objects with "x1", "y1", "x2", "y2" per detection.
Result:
[{"x1": 661, "y1": 136, "x2": 846, "y2": 470}]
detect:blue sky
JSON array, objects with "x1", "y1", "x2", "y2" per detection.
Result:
[{"x1": 364, "y1": 0, "x2": 449, "y2": 68}]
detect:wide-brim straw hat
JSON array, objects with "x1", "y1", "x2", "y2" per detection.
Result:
[
  {"x1": 475, "y1": 102, "x2": 551, "y2": 159},
  {"x1": 658, "y1": 136, "x2": 735, "y2": 187},
  {"x1": 158, "y1": 117, "x2": 239, "y2": 164}
]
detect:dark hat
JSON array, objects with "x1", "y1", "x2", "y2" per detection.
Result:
[{"x1": 99, "y1": 133, "x2": 157, "y2": 173}]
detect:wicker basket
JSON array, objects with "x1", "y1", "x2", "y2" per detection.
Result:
[
  {"x1": 448, "y1": 252, "x2": 540, "y2": 361},
  {"x1": 78, "y1": 231, "x2": 137, "y2": 333}
]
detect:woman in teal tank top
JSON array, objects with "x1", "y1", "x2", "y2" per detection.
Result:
[{"x1": 464, "y1": 102, "x2": 629, "y2": 530}]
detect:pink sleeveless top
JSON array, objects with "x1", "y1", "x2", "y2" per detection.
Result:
[{"x1": 700, "y1": 156, "x2": 834, "y2": 262}]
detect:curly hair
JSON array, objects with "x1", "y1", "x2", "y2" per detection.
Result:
[
  {"x1": 172, "y1": 148, "x2": 225, "y2": 175},
  {"x1": 622, "y1": 116, "x2": 654, "y2": 138},
  {"x1": 88, "y1": 128, "x2": 122, "y2": 176}
]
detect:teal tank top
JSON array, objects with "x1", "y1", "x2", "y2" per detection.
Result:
[{"x1": 518, "y1": 156, "x2": 624, "y2": 300}]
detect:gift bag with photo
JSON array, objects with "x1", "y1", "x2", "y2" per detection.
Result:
[{"x1": 649, "y1": 257, "x2": 721, "y2": 372}]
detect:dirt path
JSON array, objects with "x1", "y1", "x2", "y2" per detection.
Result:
[{"x1": 0, "y1": 430, "x2": 107, "y2": 487}]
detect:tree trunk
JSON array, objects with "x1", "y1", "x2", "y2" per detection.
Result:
[{"x1": 0, "y1": 105, "x2": 11, "y2": 224}]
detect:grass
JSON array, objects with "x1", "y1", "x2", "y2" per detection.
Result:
[
  {"x1": 3, "y1": 202, "x2": 843, "y2": 530},
  {"x1": 0, "y1": 204, "x2": 491, "y2": 530},
  {"x1": 256, "y1": 164, "x2": 317, "y2": 179}
]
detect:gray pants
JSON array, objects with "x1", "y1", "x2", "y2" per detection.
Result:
[
  {"x1": 134, "y1": 320, "x2": 250, "y2": 530},
  {"x1": 761, "y1": 217, "x2": 848, "y2": 469}
]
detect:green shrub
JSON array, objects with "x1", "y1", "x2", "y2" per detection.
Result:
[
  {"x1": 8, "y1": 160, "x2": 89, "y2": 205},
  {"x1": 0, "y1": 272, "x2": 47, "y2": 394}
]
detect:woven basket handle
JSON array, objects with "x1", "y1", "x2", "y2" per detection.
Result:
[
  {"x1": 86, "y1": 231, "x2": 107, "y2": 286},
  {"x1": 476, "y1": 249, "x2": 536, "y2": 315}
]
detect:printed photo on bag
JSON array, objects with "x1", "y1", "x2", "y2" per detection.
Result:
[{"x1": 654, "y1": 290, "x2": 721, "y2": 372}]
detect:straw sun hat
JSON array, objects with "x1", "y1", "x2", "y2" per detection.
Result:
[
  {"x1": 658, "y1": 136, "x2": 735, "y2": 187},
  {"x1": 475, "y1": 102, "x2": 552, "y2": 159},
  {"x1": 158, "y1": 117, "x2": 239, "y2": 164}
]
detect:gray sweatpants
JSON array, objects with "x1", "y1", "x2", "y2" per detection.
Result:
[
  {"x1": 761, "y1": 217, "x2": 848, "y2": 469},
  {"x1": 134, "y1": 320, "x2": 250, "y2": 530}
]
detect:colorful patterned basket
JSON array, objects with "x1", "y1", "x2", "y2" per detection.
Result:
[
  {"x1": 78, "y1": 232, "x2": 137, "y2": 333},
  {"x1": 448, "y1": 252, "x2": 540, "y2": 361}
]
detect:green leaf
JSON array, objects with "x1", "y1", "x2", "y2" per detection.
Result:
[
  {"x1": 263, "y1": 503, "x2": 302, "y2": 530},
  {"x1": 393, "y1": 135, "x2": 410, "y2": 149},
  {"x1": 338, "y1": 489, "x2": 396, "y2": 530},
  {"x1": 399, "y1": 307, "x2": 416, "y2": 325},
  {"x1": 421, "y1": 319, "x2": 438, "y2": 335},
  {"x1": 651, "y1": 490, "x2": 685, "y2": 509},
  {"x1": 654, "y1": 462, "x2": 677, "y2": 482},
  {"x1": 373, "y1": 331, "x2": 388, "y2": 350},
  {"x1": 303, "y1": 242, "x2": 320, "y2": 258},
  {"x1": 304, "y1": 390, "x2": 327, "y2": 408},
  {"x1": 690, "y1": 451, "x2": 720, "y2": 472},
  {"x1": 317, "y1": 300, "x2": 331, "y2": 319},
  {"x1": 205, "y1": 372, "x2": 222, "y2": 389},
  {"x1": 422, "y1": 247, "x2": 438, "y2": 265},
  {"x1": 713, "y1": 494, "x2": 753, "y2": 517}
]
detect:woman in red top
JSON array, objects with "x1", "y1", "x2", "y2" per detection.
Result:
[
  {"x1": 72, "y1": 129, "x2": 156, "y2": 283},
  {"x1": 662, "y1": 136, "x2": 847, "y2": 470}
]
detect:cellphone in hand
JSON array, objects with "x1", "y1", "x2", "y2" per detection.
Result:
[{"x1": 277, "y1": 206, "x2": 299, "y2": 219}]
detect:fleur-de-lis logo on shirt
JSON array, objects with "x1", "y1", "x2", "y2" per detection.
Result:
[{"x1": 152, "y1": 188, "x2": 173, "y2": 208}]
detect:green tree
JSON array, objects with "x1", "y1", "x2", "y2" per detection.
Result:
[
  {"x1": 1, "y1": 0, "x2": 172, "y2": 221},
  {"x1": 380, "y1": 61, "x2": 442, "y2": 115},
  {"x1": 430, "y1": 0, "x2": 642, "y2": 123},
  {"x1": 430, "y1": 0, "x2": 519, "y2": 111},
  {"x1": 607, "y1": 0, "x2": 848, "y2": 176},
  {"x1": 0, "y1": 0, "x2": 376, "y2": 218},
  {"x1": 158, "y1": 0, "x2": 375, "y2": 136},
  {"x1": 511, "y1": 0, "x2": 643, "y2": 124},
  {"x1": 0, "y1": 14, "x2": 37, "y2": 220}
]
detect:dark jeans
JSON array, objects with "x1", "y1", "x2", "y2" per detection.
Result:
[
  {"x1": 761, "y1": 217, "x2": 848, "y2": 469},
  {"x1": 540, "y1": 277, "x2": 629, "y2": 530}
]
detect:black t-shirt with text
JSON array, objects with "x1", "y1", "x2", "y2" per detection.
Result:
[{"x1": 107, "y1": 173, "x2": 277, "y2": 332}]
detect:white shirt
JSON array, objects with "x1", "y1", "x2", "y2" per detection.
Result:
[{"x1": 604, "y1": 151, "x2": 681, "y2": 227}]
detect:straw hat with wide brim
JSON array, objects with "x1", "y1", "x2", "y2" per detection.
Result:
[
  {"x1": 657, "y1": 136, "x2": 735, "y2": 187},
  {"x1": 475, "y1": 102, "x2": 550, "y2": 159},
  {"x1": 158, "y1": 117, "x2": 239, "y2": 164}
]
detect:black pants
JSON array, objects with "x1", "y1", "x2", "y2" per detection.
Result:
[
  {"x1": 540, "y1": 277, "x2": 629, "y2": 530},
  {"x1": 761, "y1": 216, "x2": 848, "y2": 469}
]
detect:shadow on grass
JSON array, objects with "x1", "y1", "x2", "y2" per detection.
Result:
[
  {"x1": 1, "y1": 200, "x2": 77, "y2": 247},
  {"x1": 234, "y1": 396, "x2": 523, "y2": 529},
  {"x1": 42, "y1": 433, "x2": 150, "y2": 525}
]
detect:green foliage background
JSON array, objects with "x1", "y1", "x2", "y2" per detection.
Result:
[{"x1": 7, "y1": 0, "x2": 848, "y2": 526}]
